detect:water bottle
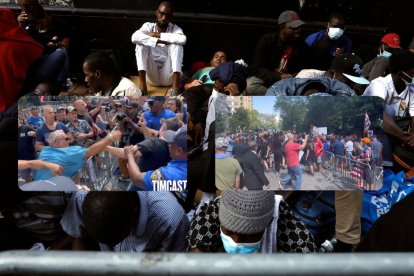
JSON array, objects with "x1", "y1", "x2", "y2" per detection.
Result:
[{"x1": 319, "y1": 237, "x2": 337, "y2": 253}]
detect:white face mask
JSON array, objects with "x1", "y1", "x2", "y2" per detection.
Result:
[
  {"x1": 402, "y1": 71, "x2": 414, "y2": 85},
  {"x1": 328, "y1": 27, "x2": 344, "y2": 40}
]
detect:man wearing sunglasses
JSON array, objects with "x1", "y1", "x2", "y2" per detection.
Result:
[
  {"x1": 143, "y1": 96, "x2": 176, "y2": 131},
  {"x1": 131, "y1": 1, "x2": 186, "y2": 96},
  {"x1": 33, "y1": 129, "x2": 122, "y2": 181}
]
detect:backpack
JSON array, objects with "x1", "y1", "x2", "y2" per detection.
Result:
[{"x1": 290, "y1": 191, "x2": 336, "y2": 245}]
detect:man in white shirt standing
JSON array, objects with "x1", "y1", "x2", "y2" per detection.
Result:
[
  {"x1": 363, "y1": 50, "x2": 414, "y2": 168},
  {"x1": 131, "y1": 1, "x2": 186, "y2": 96}
]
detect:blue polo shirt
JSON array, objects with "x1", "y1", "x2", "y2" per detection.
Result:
[
  {"x1": 144, "y1": 109, "x2": 176, "y2": 131},
  {"x1": 128, "y1": 159, "x2": 187, "y2": 191}
]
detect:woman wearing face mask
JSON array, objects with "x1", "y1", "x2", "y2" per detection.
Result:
[
  {"x1": 363, "y1": 50, "x2": 414, "y2": 173},
  {"x1": 305, "y1": 12, "x2": 352, "y2": 70},
  {"x1": 362, "y1": 33, "x2": 402, "y2": 81},
  {"x1": 187, "y1": 190, "x2": 318, "y2": 253}
]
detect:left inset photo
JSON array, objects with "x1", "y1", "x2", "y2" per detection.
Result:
[{"x1": 18, "y1": 95, "x2": 187, "y2": 192}]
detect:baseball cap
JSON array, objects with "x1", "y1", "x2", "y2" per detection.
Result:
[
  {"x1": 381, "y1": 33, "x2": 401, "y2": 49},
  {"x1": 164, "y1": 125, "x2": 187, "y2": 150},
  {"x1": 361, "y1": 137, "x2": 371, "y2": 144},
  {"x1": 127, "y1": 101, "x2": 140, "y2": 109},
  {"x1": 215, "y1": 137, "x2": 229, "y2": 149},
  {"x1": 330, "y1": 53, "x2": 370, "y2": 85},
  {"x1": 57, "y1": 106, "x2": 66, "y2": 112},
  {"x1": 66, "y1": 106, "x2": 77, "y2": 113},
  {"x1": 278, "y1": 10, "x2": 305, "y2": 28},
  {"x1": 146, "y1": 96, "x2": 165, "y2": 102}
]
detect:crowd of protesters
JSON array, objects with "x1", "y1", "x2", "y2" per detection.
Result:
[
  {"x1": 214, "y1": 126, "x2": 383, "y2": 191},
  {"x1": 18, "y1": 95, "x2": 188, "y2": 192}
]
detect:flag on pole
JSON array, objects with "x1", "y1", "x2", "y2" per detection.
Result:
[{"x1": 364, "y1": 112, "x2": 371, "y2": 135}]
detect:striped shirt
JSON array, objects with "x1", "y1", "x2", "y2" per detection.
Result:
[{"x1": 60, "y1": 191, "x2": 189, "y2": 252}]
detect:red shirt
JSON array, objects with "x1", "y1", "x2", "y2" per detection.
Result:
[
  {"x1": 314, "y1": 139, "x2": 324, "y2": 157},
  {"x1": 0, "y1": 9, "x2": 43, "y2": 112},
  {"x1": 285, "y1": 141, "x2": 301, "y2": 167}
]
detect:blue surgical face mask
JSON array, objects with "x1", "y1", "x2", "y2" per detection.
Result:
[
  {"x1": 402, "y1": 71, "x2": 414, "y2": 85},
  {"x1": 220, "y1": 230, "x2": 261, "y2": 254},
  {"x1": 379, "y1": 46, "x2": 392, "y2": 58}
]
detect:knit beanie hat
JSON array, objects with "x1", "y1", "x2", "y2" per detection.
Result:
[{"x1": 219, "y1": 191, "x2": 275, "y2": 235}]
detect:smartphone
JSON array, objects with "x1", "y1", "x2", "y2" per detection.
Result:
[{"x1": 200, "y1": 75, "x2": 208, "y2": 82}]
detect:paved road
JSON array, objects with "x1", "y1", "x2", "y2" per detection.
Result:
[{"x1": 263, "y1": 164, "x2": 381, "y2": 191}]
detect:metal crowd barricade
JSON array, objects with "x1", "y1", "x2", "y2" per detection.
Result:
[
  {"x1": 322, "y1": 151, "x2": 382, "y2": 190},
  {"x1": 1, "y1": 251, "x2": 414, "y2": 275},
  {"x1": 79, "y1": 150, "x2": 119, "y2": 191}
]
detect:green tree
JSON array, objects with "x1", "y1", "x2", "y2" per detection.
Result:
[
  {"x1": 273, "y1": 97, "x2": 309, "y2": 131},
  {"x1": 247, "y1": 109, "x2": 262, "y2": 129},
  {"x1": 215, "y1": 111, "x2": 228, "y2": 134},
  {"x1": 228, "y1": 108, "x2": 249, "y2": 132}
]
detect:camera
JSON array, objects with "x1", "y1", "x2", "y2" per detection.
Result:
[
  {"x1": 116, "y1": 112, "x2": 127, "y2": 121},
  {"x1": 105, "y1": 106, "x2": 111, "y2": 112}
]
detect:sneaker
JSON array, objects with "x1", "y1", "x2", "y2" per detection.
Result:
[
  {"x1": 112, "y1": 168, "x2": 120, "y2": 175},
  {"x1": 118, "y1": 176, "x2": 131, "y2": 182}
]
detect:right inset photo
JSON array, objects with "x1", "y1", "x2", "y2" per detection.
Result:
[{"x1": 215, "y1": 96, "x2": 384, "y2": 191}]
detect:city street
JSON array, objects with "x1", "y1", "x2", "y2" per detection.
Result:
[{"x1": 264, "y1": 164, "x2": 357, "y2": 190}]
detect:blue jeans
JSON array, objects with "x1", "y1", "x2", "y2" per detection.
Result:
[
  {"x1": 346, "y1": 151, "x2": 353, "y2": 170},
  {"x1": 38, "y1": 48, "x2": 70, "y2": 82},
  {"x1": 288, "y1": 165, "x2": 302, "y2": 190}
]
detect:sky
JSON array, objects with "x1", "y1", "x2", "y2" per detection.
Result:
[{"x1": 252, "y1": 96, "x2": 277, "y2": 115}]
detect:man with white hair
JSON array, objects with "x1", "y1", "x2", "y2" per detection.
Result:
[
  {"x1": 282, "y1": 133, "x2": 308, "y2": 189},
  {"x1": 34, "y1": 129, "x2": 122, "y2": 181}
]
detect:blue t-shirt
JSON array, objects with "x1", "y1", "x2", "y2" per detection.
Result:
[
  {"x1": 305, "y1": 30, "x2": 352, "y2": 57},
  {"x1": 192, "y1": 66, "x2": 215, "y2": 84},
  {"x1": 26, "y1": 116, "x2": 44, "y2": 129},
  {"x1": 35, "y1": 122, "x2": 69, "y2": 146},
  {"x1": 144, "y1": 109, "x2": 176, "y2": 131},
  {"x1": 34, "y1": 146, "x2": 86, "y2": 180},
  {"x1": 333, "y1": 140, "x2": 344, "y2": 156}
]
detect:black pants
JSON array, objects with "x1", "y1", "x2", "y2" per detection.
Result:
[{"x1": 273, "y1": 150, "x2": 282, "y2": 173}]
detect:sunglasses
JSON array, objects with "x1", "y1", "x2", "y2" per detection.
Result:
[{"x1": 59, "y1": 137, "x2": 70, "y2": 142}]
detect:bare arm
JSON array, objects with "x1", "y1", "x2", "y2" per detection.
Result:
[
  {"x1": 299, "y1": 136, "x2": 309, "y2": 150},
  {"x1": 105, "y1": 146, "x2": 127, "y2": 159},
  {"x1": 18, "y1": 160, "x2": 64, "y2": 175},
  {"x1": 235, "y1": 174, "x2": 240, "y2": 190},
  {"x1": 125, "y1": 146, "x2": 146, "y2": 189},
  {"x1": 84, "y1": 130, "x2": 122, "y2": 159}
]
